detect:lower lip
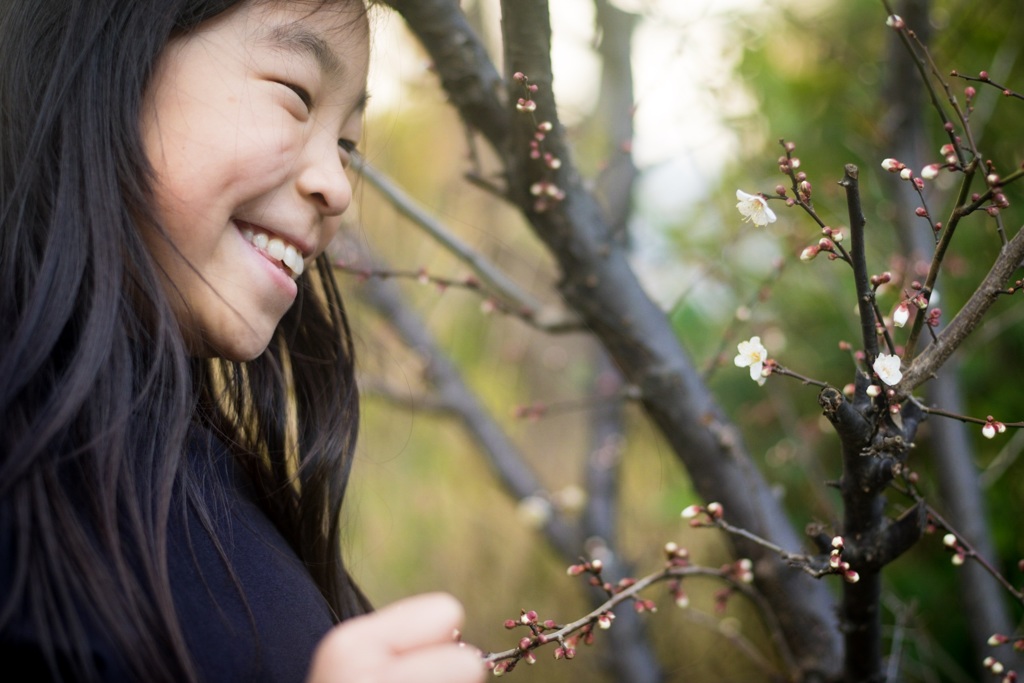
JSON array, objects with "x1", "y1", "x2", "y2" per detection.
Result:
[{"x1": 235, "y1": 222, "x2": 298, "y2": 300}]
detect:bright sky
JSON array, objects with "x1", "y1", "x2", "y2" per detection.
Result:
[
  {"x1": 369, "y1": 0, "x2": 767, "y2": 168},
  {"x1": 365, "y1": 0, "x2": 779, "y2": 310}
]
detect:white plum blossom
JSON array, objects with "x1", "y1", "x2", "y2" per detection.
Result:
[
  {"x1": 982, "y1": 418, "x2": 1006, "y2": 439},
  {"x1": 872, "y1": 353, "x2": 903, "y2": 386},
  {"x1": 735, "y1": 190, "x2": 777, "y2": 227},
  {"x1": 893, "y1": 302, "x2": 910, "y2": 327},
  {"x1": 734, "y1": 336, "x2": 769, "y2": 385},
  {"x1": 681, "y1": 504, "x2": 702, "y2": 519},
  {"x1": 881, "y1": 158, "x2": 902, "y2": 172}
]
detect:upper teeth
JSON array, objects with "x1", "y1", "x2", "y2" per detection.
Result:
[{"x1": 241, "y1": 226, "x2": 305, "y2": 278}]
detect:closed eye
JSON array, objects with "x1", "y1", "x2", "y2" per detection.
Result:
[
  {"x1": 281, "y1": 82, "x2": 312, "y2": 110},
  {"x1": 338, "y1": 139, "x2": 357, "y2": 154}
]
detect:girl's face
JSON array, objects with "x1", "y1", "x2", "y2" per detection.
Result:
[{"x1": 141, "y1": 1, "x2": 368, "y2": 360}]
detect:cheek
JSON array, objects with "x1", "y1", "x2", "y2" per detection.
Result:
[{"x1": 317, "y1": 215, "x2": 345, "y2": 256}]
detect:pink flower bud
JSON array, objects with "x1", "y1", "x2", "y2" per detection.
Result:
[
  {"x1": 681, "y1": 505, "x2": 701, "y2": 519},
  {"x1": 900, "y1": 168, "x2": 913, "y2": 180},
  {"x1": 800, "y1": 245, "x2": 820, "y2": 261},
  {"x1": 881, "y1": 158, "x2": 902, "y2": 172},
  {"x1": 885, "y1": 14, "x2": 903, "y2": 28},
  {"x1": 920, "y1": 163, "x2": 941, "y2": 179}
]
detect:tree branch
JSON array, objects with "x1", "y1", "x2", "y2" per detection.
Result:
[
  {"x1": 838, "y1": 164, "x2": 879, "y2": 362},
  {"x1": 899, "y1": 223, "x2": 1024, "y2": 392}
]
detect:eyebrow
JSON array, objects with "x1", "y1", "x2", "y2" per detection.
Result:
[{"x1": 262, "y1": 23, "x2": 344, "y2": 76}]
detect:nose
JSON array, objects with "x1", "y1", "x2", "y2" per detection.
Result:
[{"x1": 297, "y1": 140, "x2": 352, "y2": 217}]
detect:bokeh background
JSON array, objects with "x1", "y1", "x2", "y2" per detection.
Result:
[{"x1": 337, "y1": 1, "x2": 1024, "y2": 680}]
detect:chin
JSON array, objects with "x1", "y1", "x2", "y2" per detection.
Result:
[
  {"x1": 193, "y1": 329, "x2": 275, "y2": 362},
  {"x1": 216, "y1": 339, "x2": 273, "y2": 362}
]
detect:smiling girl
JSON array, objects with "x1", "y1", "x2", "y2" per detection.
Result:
[{"x1": 0, "y1": 2, "x2": 483, "y2": 682}]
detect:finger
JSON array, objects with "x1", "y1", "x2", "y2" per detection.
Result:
[
  {"x1": 357, "y1": 592, "x2": 466, "y2": 654},
  {"x1": 308, "y1": 594, "x2": 471, "y2": 683},
  {"x1": 377, "y1": 643, "x2": 485, "y2": 683}
]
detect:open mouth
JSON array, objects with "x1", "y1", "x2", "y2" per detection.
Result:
[{"x1": 238, "y1": 222, "x2": 305, "y2": 279}]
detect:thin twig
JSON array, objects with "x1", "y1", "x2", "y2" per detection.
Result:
[
  {"x1": 926, "y1": 506, "x2": 1024, "y2": 605},
  {"x1": 352, "y1": 155, "x2": 580, "y2": 332}
]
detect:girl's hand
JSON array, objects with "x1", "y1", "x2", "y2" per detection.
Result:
[{"x1": 307, "y1": 592, "x2": 485, "y2": 683}]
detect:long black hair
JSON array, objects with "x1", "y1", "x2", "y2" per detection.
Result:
[{"x1": 0, "y1": 1, "x2": 369, "y2": 680}]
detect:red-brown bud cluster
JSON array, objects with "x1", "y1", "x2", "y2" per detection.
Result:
[{"x1": 870, "y1": 272, "x2": 892, "y2": 287}]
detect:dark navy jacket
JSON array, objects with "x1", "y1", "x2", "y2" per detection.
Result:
[{"x1": 0, "y1": 432, "x2": 335, "y2": 682}]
